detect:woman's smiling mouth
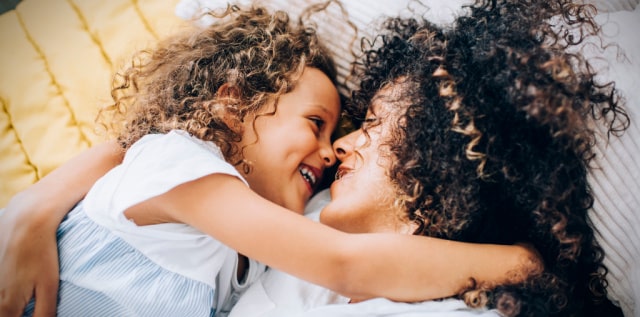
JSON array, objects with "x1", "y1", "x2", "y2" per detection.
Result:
[{"x1": 334, "y1": 166, "x2": 351, "y2": 181}]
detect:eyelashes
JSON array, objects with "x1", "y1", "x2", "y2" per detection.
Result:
[
  {"x1": 309, "y1": 117, "x2": 325, "y2": 130},
  {"x1": 362, "y1": 116, "x2": 378, "y2": 129}
]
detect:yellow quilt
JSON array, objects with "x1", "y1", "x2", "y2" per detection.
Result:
[{"x1": 0, "y1": 0, "x2": 183, "y2": 206}]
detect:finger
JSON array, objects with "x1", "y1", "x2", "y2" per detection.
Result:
[
  {"x1": 0, "y1": 290, "x2": 24, "y2": 317},
  {"x1": 32, "y1": 279, "x2": 58, "y2": 317},
  {"x1": 0, "y1": 305, "x2": 21, "y2": 317}
]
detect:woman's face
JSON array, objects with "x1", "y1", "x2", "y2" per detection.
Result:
[{"x1": 320, "y1": 83, "x2": 416, "y2": 234}]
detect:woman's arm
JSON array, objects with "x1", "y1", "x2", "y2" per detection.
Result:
[
  {"x1": 0, "y1": 141, "x2": 124, "y2": 317},
  {"x1": 126, "y1": 173, "x2": 542, "y2": 302},
  {"x1": 4, "y1": 141, "x2": 123, "y2": 224}
]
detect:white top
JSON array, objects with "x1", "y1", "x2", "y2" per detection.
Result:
[
  {"x1": 82, "y1": 130, "x2": 264, "y2": 310},
  {"x1": 289, "y1": 298, "x2": 500, "y2": 317}
]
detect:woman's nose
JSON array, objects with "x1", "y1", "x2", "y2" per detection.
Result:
[{"x1": 332, "y1": 130, "x2": 358, "y2": 162}]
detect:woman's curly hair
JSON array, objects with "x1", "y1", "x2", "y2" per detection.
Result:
[
  {"x1": 98, "y1": 3, "x2": 337, "y2": 165},
  {"x1": 347, "y1": 0, "x2": 629, "y2": 316}
]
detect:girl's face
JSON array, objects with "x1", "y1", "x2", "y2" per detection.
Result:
[
  {"x1": 239, "y1": 67, "x2": 340, "y2": 214},
  {"x1": 320, "y1": 83, "x2": 416, "y2": 234}
]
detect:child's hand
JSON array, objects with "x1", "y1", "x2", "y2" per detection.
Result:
[{"x1": 0, "y1": 195, "x2": 60, "y2": 317}]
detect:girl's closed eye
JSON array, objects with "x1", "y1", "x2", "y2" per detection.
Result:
[{"x1": 308, "y1": 117, "x2": 325, "y2": 131}]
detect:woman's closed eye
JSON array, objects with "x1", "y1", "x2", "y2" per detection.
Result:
[{"x1": 362, "y1": 116, "x2": 378, "y2": 128}]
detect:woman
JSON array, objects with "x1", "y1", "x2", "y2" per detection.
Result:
[{"x1": 234, "y1": 0, "x2": 628, "y2": 316}]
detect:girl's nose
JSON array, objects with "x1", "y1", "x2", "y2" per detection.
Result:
[{"x1": 320, "y1": 139, "x2": 336, "y2": 167}]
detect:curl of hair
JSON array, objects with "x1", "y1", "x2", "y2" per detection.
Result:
[
  {"x1": 98, "y1": 3, "x2": 337, "y2": 164},
  {"x1": 348, "y1": 0, "x2": 628, "y2": 316}
]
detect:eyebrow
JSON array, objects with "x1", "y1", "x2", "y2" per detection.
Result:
[{"x1": 308, "y1": 104, "x2": 338, "y2": 117}]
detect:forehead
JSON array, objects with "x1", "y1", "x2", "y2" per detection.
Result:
[
  {"x1": 270, "y1": 67, "x2": 340, "y2": 115},
  {"x1": 297, "y1": 67, "x2": 340, "y2": 104},
  {"x1": 369, "y1": 81, "x2": 409, "y2": 117}
]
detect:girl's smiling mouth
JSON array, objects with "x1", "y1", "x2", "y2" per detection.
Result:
[{"x1": 299, "y1": 164, "x2": 321, "y2": 192}]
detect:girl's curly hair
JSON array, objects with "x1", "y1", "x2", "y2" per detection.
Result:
[
  {"x1": 98, "y1": 3, "x2": 337, "y2": 165},
  {"x1": 348, "y1": 0, "x2": 629, "y2": 316}
]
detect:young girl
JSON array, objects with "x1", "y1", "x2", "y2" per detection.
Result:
[{"x1": 0, "y1": 3, "x2": 539, "y2": 317}]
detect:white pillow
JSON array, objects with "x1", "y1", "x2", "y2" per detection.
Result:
[
  {"x1": 584, "y1": 6, "x2": 640, "y2": 317},
  {"x1": 585, "y1": 0, "x2": 639, "y2": 12}
]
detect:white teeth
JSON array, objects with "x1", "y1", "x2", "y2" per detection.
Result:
[{"x1": 299, "y1": 166, "x2": 316, "y2": 187}]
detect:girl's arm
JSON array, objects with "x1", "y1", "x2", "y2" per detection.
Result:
[
  {"x1": 127, "y1": 173, "x2": 542, "y2": 302},
  {"x1": 0, "y1": 141, "x2": 123, "y2": 317}
]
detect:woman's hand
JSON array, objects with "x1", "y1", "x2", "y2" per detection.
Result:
[
  {"x1": 0, "y1": 141, "x2": 125, "y2": 317},
  {"x1": 0, "y1": 193, "x2": 60, "y2": 317}
]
